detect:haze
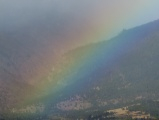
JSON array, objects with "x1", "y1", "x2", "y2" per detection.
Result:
[{"x1": 0, "y1": 0, "x2": 159, "y2": 48}]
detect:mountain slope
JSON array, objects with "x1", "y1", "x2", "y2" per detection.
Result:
[
  {"x1": 1, "y1": 19, "x2": 159, "y2": 119},
  {"x1": 44, "y1": 20, "x2": 159, "y2": 116}
]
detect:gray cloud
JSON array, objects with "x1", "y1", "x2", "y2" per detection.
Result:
[{"x1": 0, "y1": 0, "x2": 159, "y2": 42}]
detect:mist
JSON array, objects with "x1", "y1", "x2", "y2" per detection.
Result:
[{"x1": 0, "y1": 0, "x2": 159, "y2": 50}]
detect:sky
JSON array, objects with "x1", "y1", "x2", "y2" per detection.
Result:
[{"x1": 0, "y1": 0, "x2": 159, "y2": 46}]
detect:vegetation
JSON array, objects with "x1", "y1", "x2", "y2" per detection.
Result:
[
  {"x1": 1, "y1": 18, "x2": 159, "y2": 119},
  {"x1": 128, "y1": 100, "x2": 159, "y2": 119}
]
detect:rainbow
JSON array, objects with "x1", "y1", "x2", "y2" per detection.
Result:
[{"x1": 14, "y1": 1, "x2": 159, "y2": 113}]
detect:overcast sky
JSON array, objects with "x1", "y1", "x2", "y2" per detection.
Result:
[{"x1": 0, "y1": 0, "x2": 159, "y2": 44}]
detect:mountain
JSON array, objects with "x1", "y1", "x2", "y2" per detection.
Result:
[
  {"x1": 43, "y1": 19, "x2": 159, "y2": 119},
  {"x1": 1, "y1": 19, "x2": 159, "y2": 119}
]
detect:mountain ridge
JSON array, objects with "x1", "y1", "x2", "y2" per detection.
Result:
[{"x1": 1, "y1": 19, "x2": 159, "y2": 119}]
